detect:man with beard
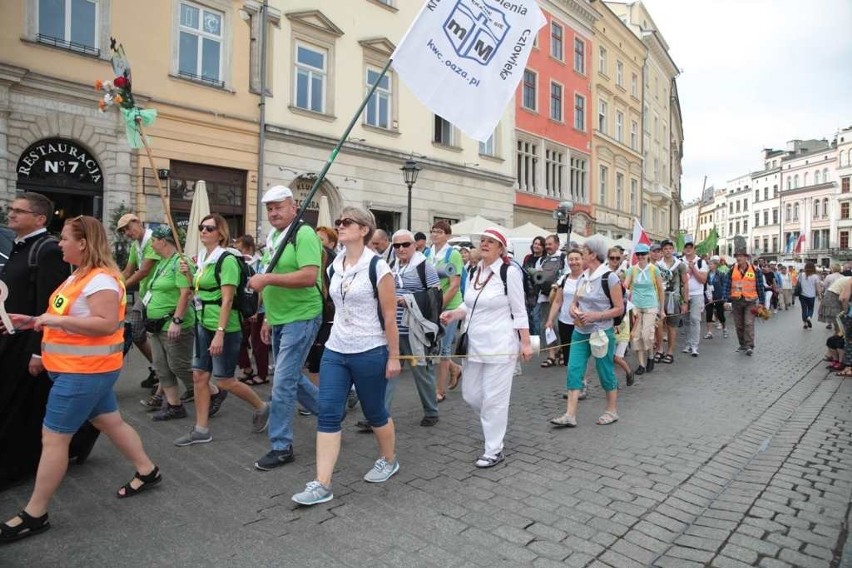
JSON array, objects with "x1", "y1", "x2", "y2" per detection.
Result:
[{"x1": 0, "y1": 192, "x2": 71, "y2": 489}]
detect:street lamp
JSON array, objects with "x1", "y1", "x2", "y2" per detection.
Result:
[
  {"x1": 553, "y1": 199, "x2": 574, "y2": 237},
  {"x1": 401, "y1": 159, "x2": 421, "y2": 229}
]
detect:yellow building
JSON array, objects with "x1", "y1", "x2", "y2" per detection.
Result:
[
  {"x1": 1, "y1": 0, "x2": 261, "y2": 236},
  {"x1": 262, "y1": 1, "x2": 516, "y2": 233},
  {"x1": 589, "y1": 0, "x2": 645, "y2": 240}
]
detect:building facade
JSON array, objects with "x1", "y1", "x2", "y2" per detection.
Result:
[
  {"x1": 749, "y1": 152, "x2": 782, "y2": 261},
  {"x1": 723, "y1": 174, "x2": 752, "y2": 257},
  {"x1": 2, "y1": 0, "x2": 261, "y2": 237},
  {"x1": 588, "y1": 0, "x2": 645, "y2": 240},
  {"x1": 513, "y1": 0, "x2": 597, "y2": 235},
  {"x1": 837, "y1": 127, "x2": 852, "y2": 256},
  {"x1": 605, "y1": 1, "x2": 682, "y2": 241},
  {"x1": 263, "y1": 1, "x2": 515, "y2": 236}
]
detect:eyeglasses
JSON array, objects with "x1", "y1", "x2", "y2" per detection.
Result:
[
  {"x1": 430, "y1": 229, "x2": 445, "y2": 234},
  {"x1": 198, "y1": 224, "x2": 218, "y2": 233},
  {"x1": 7, "y1": 206, "x2": 35, "y2": 215},
  {"x1": 392, "y1": 242, "x2": 413, "y2": 250},
  {"x1": 334, "y1": 218, "x2": 362, "y2": 228}
]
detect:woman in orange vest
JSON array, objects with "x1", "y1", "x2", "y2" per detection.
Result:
[{"x1": 0, "y1": 216, "x2": 160, "y2": 544}]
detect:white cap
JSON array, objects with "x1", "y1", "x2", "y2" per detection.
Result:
[{"x1": 261, "y1": 185, "x2": 293, "y2": 203}]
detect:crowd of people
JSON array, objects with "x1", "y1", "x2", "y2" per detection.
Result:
[{"x1": 1, "y1": 188, "x2": 851, "y2": 542}]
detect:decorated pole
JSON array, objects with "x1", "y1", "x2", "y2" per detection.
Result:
[{"x1": 94, "y1": 38, "x2": 183, "y2": 253}]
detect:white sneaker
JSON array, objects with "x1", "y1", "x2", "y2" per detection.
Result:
[
  {"x1": 704, "y1": 332, "x2": 713, "y2": 339},
  {"x1": 722, "y1": 329, "x2": 729, "y2": 338}
]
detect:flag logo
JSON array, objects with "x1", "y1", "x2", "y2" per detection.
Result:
[{"x1": 444, "y1": 0, "x2": 509, "y2": 65}]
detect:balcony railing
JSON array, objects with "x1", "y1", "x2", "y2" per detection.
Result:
[{"x1": 36, "y1": 34, "x2": 99, "y2": 56}]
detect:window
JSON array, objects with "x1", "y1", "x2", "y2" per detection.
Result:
[
  {"x1": 545, "y1": 148, "x2": 565, "y2": 197},
  {"x1": 630, "y1": 179, "x2": 637, "y2": 214},
  {"x1": 179, "y1": 1, "x2": 224, "y2": 85},
  {"x1": 630, "y1": 121, "x2": 638, "y2": 150},
  {"x1": 843, "y1": 177, "x2": 850, "y2": 193},
  {"x1": 573, "y1": 38, "x2": 585, "y2": 73},
  {"x1": 823, "y1": 198, "x2": 829, "y2": 219},
  {"x1": 772, "y1": 236, "x2": 778, "y2": 252},
  {"x1": 785, "y1": 203, "x2": 791, "y2": 221},
  {"x1": 813, "y1": 200, "x2": 820, "y2": 219},
  {"x1": 571, "y1": 157, "x2": 588, "y2": 203},
  {"x1": 615, "y1": 111, "x2": 624, "y2": 142},
  {"x1": 522, "y1": 69, "x2": 537, "y2": 110},
  {"x1": 631, "y1": 73, "x2": 638, "y2": 98},
  {"x1": 598, "y1": 47, "x2": 607, "y2": 75},
  {"x1": 37, "y1": 0, "x2": 101, "y2": 54},
  {"x1": 763, "y1": 210, "x2": 768, "y2": 225},
  {"x1": 653, "y1": 115, "x2": 658, "y2": 141},
  {"x1": 479, "y1": 133, "x2": 496, "y2": 157},
  {"x1": 794, "y1": 174, "x2": 799, "y2": 189},
  {"x1": 615, "y1": 173, "x2": 624, "y2": 210},
  {"x1": 598, "y1": 165, "x2": 608, "y2": 205},
  {"x1": 803, "y1": 172, "x2": 809, "y2": 187},
  {"x1": 516, "y1": 139, "x2": 538, "y2": 192},
  {"x1": 773, "y1": 184, "x2": 778, "y2": 197},
  {"x1": 574, "y1": 94, "x2": 585, "y2": 131},
  {"x1": 550, "y1": 82, "x2": 563, "y2": 122},
  {"x1": 736, "y1": 201, "x2": 740, "y2": 213},
  {"x1": 729, "y1": 203, "x2": 734, "y2": 214},
  {"x1": 743, "y1": 219, "x2": 748, "y2": 232},
  {"x1": 794, "y1": 202, "x2": 799, "y2": 220},
  {"x1": 744, "y1": 198, "x2": 748, "y2": 211},
  {"x1": 616, "y1": 61, "x2": 623, "y2": 86},
  {"x1": 812, "y1": 231, "x2": 820, "y2": 250},
  {"x1": 364, "y1": 67, "x2": 392, "y2": 129},
  {"x1": 755, "y1": 189, "x2": 760, "y2": 202},
  {"x1": 841, "y1": 231, "x2": 849, "y2": 249},
  {"x1": 754, "y1": 212, "x2": 759, "y2": 227},
  {"x1": 787, "y1": 177, "x2": 792, "y2": 190},
  {"x1": 773, "y1": 208, "x2": 778, "y2": 224},
  {"x1": 729, "y1": 222, "x2": 733, "y2": 235},
  {"x1": 763, "y1": 238, "x2": 769, "y2": 252},
  {"x1": 815, "y1": 170, "x2": 821, "y2": 185},
  {"x1": 293, "y1": 43, "x2": 329, "y2": 112},
  {"x1": 598, "y1": 99, "x2": 607, "y2": 134},
  {"x1": 642, "y1": 203, "x2": 648, "y2": 226},
  {"x1": 823, "y1": 168, "x2": 829, "y2": 183},
  {"x1": 550, "y1": 21, "x2": 563, "y2": 60},
  {"x1": 842, "y1": 202, "x2": 850, "y2": 220},
  {"x1": 753, "y1": 238, "x2": 760, "y2": 252},
  {"x1": 735, "y1": 221, "x2": 740, "y2": 235},
  {"x1": 764, "y1": 187, "x2": 769, "y2": 200},
  {"x1": 433, "y1": 115, "x2": 455, "y2": 146}
]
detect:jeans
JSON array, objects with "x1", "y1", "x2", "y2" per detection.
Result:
[
  {"x1": 800, "y1": 296, "x2": 815, "y2": 322},
  {"x1": 533, "y1": 302, "x2": 552, "y2": 338},
  {"x1": 317, "y1": 346, "x2": 390, "y2": 433},
  {"x1": 385, "y1": 335, "x2": 438, "y2": 417},
  {"x1": 268, "y1": 315, "x2": 322, "y2": 451},
  {"x1": 685, "y1": 294, "x2": 704, "y2": 350}
]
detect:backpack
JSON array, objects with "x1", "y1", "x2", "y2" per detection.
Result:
[
  {"x1": 601, "y1": 271, "x2": 627, "y2": 327},
  {"x1": 390, "y1": 259, "x2": 445, "y2": 352},
  {"x1": 536, "y1": 253, "x2": 565, "y2": 295},
  {"x1": 316, "y1": 245, "x2": 337, "y2": 322},
  {"x1": 203, "y1": 252, "x2": 258, "y2": 320},
  {"x1": 426, "y1": 246, "x2": 464, "y2": 295}
]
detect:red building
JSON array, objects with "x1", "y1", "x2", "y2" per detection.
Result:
[{"x1": 513, "y1": 2, "x2": 597, "y2": 236}]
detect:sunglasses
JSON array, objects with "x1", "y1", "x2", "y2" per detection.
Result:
[
  {"x1": 198, "y1": 224, "x2": 218, "y2": 233},
  {"x1": 334, "y1": 218, "x2": 362, "y2": 228},
  {"x1": 392, "y1": 242, "x2": 413, "y2": 249},
  {"x1": 636, "y1": 252, "x2": 648, "y2": 256},
  {"x1": 609, "y1": 256, "x2": 622, "y2": 261}
]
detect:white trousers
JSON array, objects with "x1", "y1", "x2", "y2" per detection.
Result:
[
  {"x1": 764, "y1": 290, "x2": 773, "y2": 310},
  {"x1": 461, "y1": 360, "x2": 515, "y2": 458}
]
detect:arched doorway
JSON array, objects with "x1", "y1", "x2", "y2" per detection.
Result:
[
  {"x1": 289, "y1": 175, "x2": 342, "y2": 228},
  {"x1": 16, "y1": 138, "x2": 104, "y2": 233}
]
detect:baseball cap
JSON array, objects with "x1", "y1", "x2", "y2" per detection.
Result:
[
  {"x1": 116, "y1": 213, "x2": 139, "y2": 230},
  {"x1": 650, "y1": 243, "x2": 662, "y2": 252},
  {"x1": 635, "y1": 243, "x2": 650, "y2": 254},
  {"x1": 151, "y1": 225, "x2": 175, "y2": 243},
  {"x1": 660, "y1": 239, "x2": 674, "y2": 248},
  {"x1": 261, "y1": 185, "x2": 293, "y2": 203}
]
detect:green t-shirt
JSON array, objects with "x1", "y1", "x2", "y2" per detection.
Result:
[
  {"x1": 430, "y1": 246, "x2": 464, "y2": 309},
  {"x1": 262, "y1": 224, "x2": 323, "y2": 325},
  {"x1": 145, "y1": 254, "x2": 196, "y2": 331},
  {"x1": 128, "y1": 231, "x2": 161, "y2": 297},
  {"x1": 194, "y1": 253, "x2": 241, "y2": 332}
]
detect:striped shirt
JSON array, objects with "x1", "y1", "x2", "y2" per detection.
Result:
[{"x1": 393, "y1": 259, "x2": 440, "y2": 334}]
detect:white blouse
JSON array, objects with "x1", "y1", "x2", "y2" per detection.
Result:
[
  {"x1": 461, "y1": 258, "x2": 529, "y2": 365},
  {"x1": 325, "y1": 247, "x2": 392, "y2": 354}
]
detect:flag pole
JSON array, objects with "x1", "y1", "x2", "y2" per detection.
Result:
[{"x1": 266, "y1": 58, "x2": 394, "y2": 268}]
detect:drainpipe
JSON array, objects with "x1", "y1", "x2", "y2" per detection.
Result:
[{"x1": 255, "y1": 0, "x2": 268, "y2": 243}]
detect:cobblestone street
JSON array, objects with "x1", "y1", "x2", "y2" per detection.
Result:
[{"x1": 1, "y1": 307, "x2": 850, "y2": 567}]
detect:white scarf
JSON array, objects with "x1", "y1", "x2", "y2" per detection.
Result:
[{"x1": 134, "y1": 228, "x2": 153, "y2": 261}]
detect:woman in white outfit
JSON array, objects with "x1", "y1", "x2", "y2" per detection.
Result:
[{"x1": 440, "y1": 228, "x2": 532, "y2": 468}]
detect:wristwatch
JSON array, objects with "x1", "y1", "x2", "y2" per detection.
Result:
[
  {"x1": 216, "y1": 326, "x2": 225, "y2": 332},
  {"x1": 172, "y1": 316, "x2": 184, "y2": 324}
]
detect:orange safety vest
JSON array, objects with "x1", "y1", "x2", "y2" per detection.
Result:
[
  {"x1": 42, "y1": 268, "x2": 126, "y2": 374},
  {"x1": 730, "y1": 263, "x2": 758, "y2": 301}
]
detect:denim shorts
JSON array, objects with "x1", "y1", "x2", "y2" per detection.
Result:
[
  {"x1": 44, "y1": 370, "x2": 120, "y2": 434},
  {"x1": 192, "y1": 325, "x2": 242, "y2": 379}
]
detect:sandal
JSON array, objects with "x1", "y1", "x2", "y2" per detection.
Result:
[
  {"x1": 0, "y1": 510, "x2": 50, "y2": 544},
  {"x1": 436, "y1": 393, "x2": 446, "y2": 403},
  {"x1": 836, "y1": 368, "x2": 852, "y2": 377},
  {"x1": 549, "y1": 413, "x2": 577, "y2": 427},
  {"x1": 117, "y1": 466, "x2": 162, "y2": 499},
  {"x1": 653, "y1": 352, "x2": 663, "y2": 362},
  {"x1": 540, "y1": 357, "x2": 557, "y2": 368},
  {"x1": 247, "y1": 376, "x2": 270, "y2": 386},
  {"x1": 661, "y1": 354, "x2": 674, "y2": 364},
  {"x1": 596, "y1": 411, "x2": 619, "y2": 425},
  {"x1": 238, "y1": 369, "x2": 255, "y2": 384},
  {"x1": 448, "y1": 367, "x2": 462, "y2": 390}
]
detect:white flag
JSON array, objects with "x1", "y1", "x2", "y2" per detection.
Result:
[{"x1": 392, "y1": 0, "x2": 546, "y2": 142}]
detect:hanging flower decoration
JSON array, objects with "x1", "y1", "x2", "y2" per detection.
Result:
[
  {"x1": 92, "y1": 37, "x2": 156, "y2": 149},
  {"x1": 750, "y1": 305, "x2": 772, "y2": 320}
]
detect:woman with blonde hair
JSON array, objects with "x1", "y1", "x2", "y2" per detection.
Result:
[{"x1": 1, "y1": 216, "x2": 160, "y2": 543}]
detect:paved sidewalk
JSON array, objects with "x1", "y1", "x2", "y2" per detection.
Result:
[{"x1": 1, "y1": 308, "x2": 850, "y2": 567}]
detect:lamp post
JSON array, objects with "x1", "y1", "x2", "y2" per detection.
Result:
[
  {"x1": 401, "y1": 159, "x2": 421, "y2": 229},
  {"x1": 553, "y1": 199, "x2": 574, "y2": 240}
]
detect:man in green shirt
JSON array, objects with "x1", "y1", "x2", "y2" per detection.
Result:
[
  {"x1": 248, "y1": 186, "x2": 323, "y2": 471},
  {"x1": 118, "y1": 213, "x2": 161, "y2": 390}
]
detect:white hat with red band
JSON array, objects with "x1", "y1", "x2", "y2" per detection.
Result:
[{"x1": 481, "y1": 227, "x2": 508, "y2": 249}]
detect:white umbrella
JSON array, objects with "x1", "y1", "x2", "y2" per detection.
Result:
[
  {"x1": 507, "y1": 221, "x2": 548, "y2": 238},
  {"x1": 184, "y1": 179, "x2": 210, "y2": 260},
  {"x1": 317, "y1": 195, "x2": 332, "y2": 228},
  {"x1": 451, "y1": 215, "x2": 508, "y2": 236}
]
